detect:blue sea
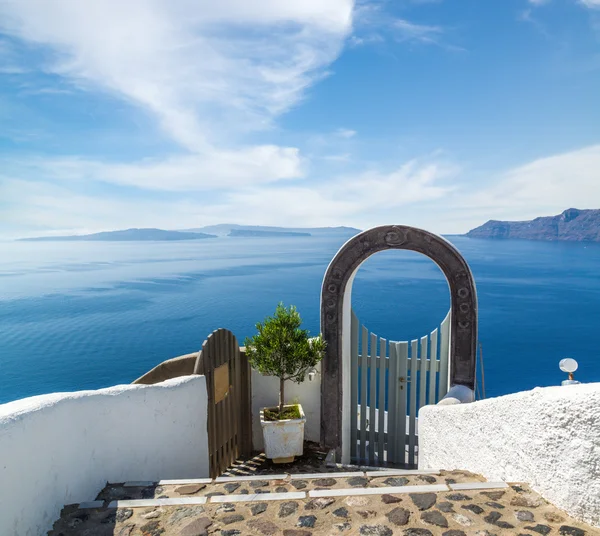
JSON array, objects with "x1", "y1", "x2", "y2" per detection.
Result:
[{"x1": 1, "y1": 234, "x2": 599, "y2": 405}]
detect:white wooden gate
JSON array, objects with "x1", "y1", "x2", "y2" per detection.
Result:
[{"x1": 349, "y1": 310, "x2": 451, "y2": 467}]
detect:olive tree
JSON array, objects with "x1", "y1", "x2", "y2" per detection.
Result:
[{"x1": 245, "y1": 303, "x2": 325, "y2": 419}]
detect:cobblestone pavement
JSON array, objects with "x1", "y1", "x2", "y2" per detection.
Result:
[{"x1": 48, "y1": 469, "x2": 597, "y2": 536}]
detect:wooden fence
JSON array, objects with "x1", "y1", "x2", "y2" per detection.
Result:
[{"x1": 193, "y1": 328, "x2": 252, "y2": 478}]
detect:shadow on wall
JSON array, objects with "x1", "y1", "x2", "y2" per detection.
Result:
[{"x1": 251, "y1": 363, "x2": 322, "y2": 452}]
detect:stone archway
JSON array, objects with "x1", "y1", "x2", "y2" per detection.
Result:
[{"x1": 320, "y1": 225, "x2": 478, "y2": 462}]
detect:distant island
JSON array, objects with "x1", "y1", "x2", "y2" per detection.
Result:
[
  {"x1": 466, "y1": 208, "x2": 600, "y2": 242},
  {"x1": 182, "y1": 224, "x2": 361, "y2": 237},
  {"x1": 18, "y1": 228, "x2": 217, "y2": 242},
  {"x1": 228, "y1": 229, "x2": 311, "y2": 238}
]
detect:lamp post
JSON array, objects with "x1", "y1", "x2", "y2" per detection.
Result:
[{"x1": 559, "y1": 358, "x2": 580, "y2": 386}]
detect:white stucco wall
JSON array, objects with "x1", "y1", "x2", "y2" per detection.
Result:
[
  {"x1": 419, "y1": 382, "x2": 600, "y2": 527},
  {"x1": 251, "y1": 364, "x2": 321, "y2": 452},
  {"x1": 0, "y1": 375, "x2": 209, "y2": 536}
]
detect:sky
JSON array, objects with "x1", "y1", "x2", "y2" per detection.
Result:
[{"x1": 1, "y1": 0, "x2": 600, "y2": 238}]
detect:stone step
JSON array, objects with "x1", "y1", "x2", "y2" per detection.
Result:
[
  {"x1": 85, "y1": 471, "x2": 508, "y2": 510},
  {"x1": 48, "y1": 475, "x2": 595, "y2": 536}
]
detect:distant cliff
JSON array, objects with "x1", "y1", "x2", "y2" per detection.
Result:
[
  {"x1": 19, "y1": 228, "x2": 217, "y2": 242},
  {"x1": 466, "y1": 209, "x2": 600, "y2": 242},
  {"x1": 228, "y1": 229, "x2": 311, "y2": 238}
]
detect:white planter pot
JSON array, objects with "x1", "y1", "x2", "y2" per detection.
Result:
[{"x1": 260, "y1": 404, "x2": 306, "y2": 463}]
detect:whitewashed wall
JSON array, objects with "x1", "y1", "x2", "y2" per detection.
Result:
[
  {"x1": 419, "y1": 382, "x2": 600, "y2": 528},
  {"x1": 251, "y1": 363, "x2": 321, "y2": 451},
  {"x1": 0, "y1": 375, "x2": 209, "y2": 536}
]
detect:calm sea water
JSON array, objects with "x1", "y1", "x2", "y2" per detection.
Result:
[{"x1": 1, "y1": 235, "x2": 599, "y2": 405}]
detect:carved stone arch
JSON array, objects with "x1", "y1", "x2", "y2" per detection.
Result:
[{"x1": 320, "y1": 225, "x2": 478, "y2": 462}]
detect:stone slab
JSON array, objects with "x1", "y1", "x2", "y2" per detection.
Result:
[
  {"x1": 365, "y1": 470, "x2": 440, "y2": 477},
  {"x1": 215, "y1": 474, "x2": 289, "y2": 482},
  {"x1": 308, "y1": 484, "x2": 449, "y2": 498},
  {"x1": 158, "y1": 478, "x2": 213, "y2": 485},
  {"x1": 108, "y1": 497, "x2": 207, "y2": 508},
  {"x1": 290, "y1": 472, "x2": 365, "y2": 479},
  {"x1": 122, "y1": 481, "x2": 156, "y2": 487},
  {"x1": 449, "y1": 481, "x2": 508, "y2": 491},
  {"x1": 210, "y1": 492, "x2": 306, "y2": 503}
]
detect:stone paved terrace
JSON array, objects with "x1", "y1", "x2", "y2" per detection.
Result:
[{"x1": 48, "y1": 466, "x2": 597, "y2": 536}]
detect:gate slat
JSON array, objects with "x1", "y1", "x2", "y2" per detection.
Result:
[
  {"x1": 408, "y1": 339, "x2": 418, "y2": 467},
  {"x1": 388, "y1": 342, "x2": 397, "y2": 464},
  {"x1": 428, "y1": 328, "x2": 438, "y2": 406},
  {"x1": 377, "y1": 337, "x2": 386, "y2": 463},
  {"x1": 396, "y1": 341, "x2": 408, "y2": 466},
  {"x1": 419, "y1": 335, "x2": 428, "y2": 410},
  {"x1": 350, "y1": 311, "x2": 359, "y2": 461},
  {"x1": 369, "y1": 332, "x2": 377, "y2": 464},
  {"x1": 359, "y1": 325, "x2": 368, "y2": 462},
  {"x1": 438, "y1": 312, "x2": 451, "y2": 400}
]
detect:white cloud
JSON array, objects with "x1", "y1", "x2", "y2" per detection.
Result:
[
  {"x1": 0, "y1": 155, "x2": 458, "y2": 236},
  {"x1": 393, "y1": 19, "x2": 445, "y2": 45},
  {"x1": 6, "y1": 146, "x2": 303, "y2": 191},
  {"x1": 336, "y1": 128, "x2": 357, "y2": 138},
  {"x1": 579, "y1": 0, "x2": 600, "y2": 7},
  {"x1": 0, "y1": 0, "x2": 354, "y2": 151}
]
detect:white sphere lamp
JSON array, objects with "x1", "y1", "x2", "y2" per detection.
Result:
[{"x1": 559, "y1": 358, "x2": 580, "y2": 386}]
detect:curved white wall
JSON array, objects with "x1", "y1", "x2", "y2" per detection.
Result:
[
  {"x1": 0, "y1": 375, "x2": 209, "y2": 536},
  {"x1": 418, "y1": 382, "x2": 600, "y2": 528}
]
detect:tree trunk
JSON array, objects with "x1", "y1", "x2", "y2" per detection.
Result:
[{"x1": 279, "y1": 377, "x2": 285, "y2": 418}]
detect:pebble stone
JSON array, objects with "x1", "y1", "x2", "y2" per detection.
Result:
[
  {"x1": 223, "y1": 483, "x2": 240, "y2": 493},
  {"x1": 381, "y1": 494, "x2": 402, "y2": 504},
  {"x1": 142, "y1": 510, "x2": 161, "y2": 520},
  {"x1": 348, "y1": 476, "x2": 369, "y2": 487},
  {"x1": 250, "y1": 503, "x2": 268, "y2": 516},
  {"x1": 386, "y1": 507, "x2": 410, "y2": 526},
  {"x1": 333, "y1": 507, "x2": 349, "y2": 518},
  {"x1": 345, "y1": 496, "x2": 369, "y2": 507},
  {"x1": 221, "y1": 514, "x2": 244, "y2": 525},
  {"x1": 383, "y1": 477, "x2": 409, "y2": 487},
  {"x1": 417, "y1": 475, "x2": 437, "y2": 484},
  {"x1": 452, "y1": 514, "x2": 474, "y2": 526},
  {"x1": 139, "y1": 520, "x2": 163, "y2": 536},
  {"x1": 249, "y1": 480, "x2": 270, "y2": 488},
  {"x1": 297, "y1": 515, "x2": 317, "y2": 528},
  {"x1": 176, "y1": 484, "x2": 206, "y2": 495},
  {"x1": 291, "y1": 480, "x2": 308, "y2": 490},
  {"x1": 282, "y1": 530, "x2": 311, "y2": 536},
  {"x1": 221, "y1": 531, "x2": 241, "y2": 536},
  {"x1": 216, "y1": 504, "x2": 235, "y2": 514},
  {"x1": 167, "y1": 506, "x2": 205, "y2": 526},
  {"x1": 523, "y1": 525, "x2": 552, "y2": 535},
  {"x1": 313, "y1": 478, "x2": 337, "y2": 487},
  {"x1": 484, "y1": 511, "x2": 514, "y2": 529},
  {"x1": 442, "y1": 531, "x2": 467, "y2": 536},
  {"x1": 437, "y1": 501, "x2": 454, "y2": 513},
  {"x1": 409, "y1": 493, "x2": 437, "y2": 511},
  {"x1": 179, "y1": 517, "x2": 212, "y2": 536},
  {"x1": 485, "y1": 501, "x2": 504, "y2": 509},
  {"x1": 461, "y1": 504, "x2": 484, "y2": 515},
  {"x1": 559, "y1": 526, "x2": 586, "y2": 536},
  {"x1": 246, "y1": 519, "x2": 280, "y2": 535},
  {"x1": 544, "y1": 512, "x2": 566, "y2": 523},
  {"x1": 275, "y1": 486, "x2": 289, "y2": 493},
  {"x1": 278, "y1": 501, "x2": 298, "y2": 518},
  {"x1": 305, "y1": 497, "x2": 334, "y2": 510},
  {"x1": 117, "y1": 526, "x2": 135, "y2": 536},
  {"x1": 515, "y1": 510, "x2": 535, "y2": 522},
  {"x1": 116, "y1": 509, "x2": 133, "y2": 522},
  {"x1": 403, "y1": 529, "x2": 433, "y2": 536},
  {"x1": 481, "y1": 491, "x2": 505, "y2": 501},
  {"x1": 421, "y1": 510, "x2": 449, "y2": 528},
  {"x1": 357, "y1": 510, "x2": 377, "y2": 519},
  {"x1": 359, "y1": 524, "x2": 393, "y2": 536},
  {"x1": 334, "y1": 522, "x2": 351, "y2": 532},
  {"x1": 446, "y1": 493, "x2": 471, "y2": 501}
]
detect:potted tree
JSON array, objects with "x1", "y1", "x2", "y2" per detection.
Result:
[{"x1": 245, "y1": 303, "x2": 325, "y2": 463}]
